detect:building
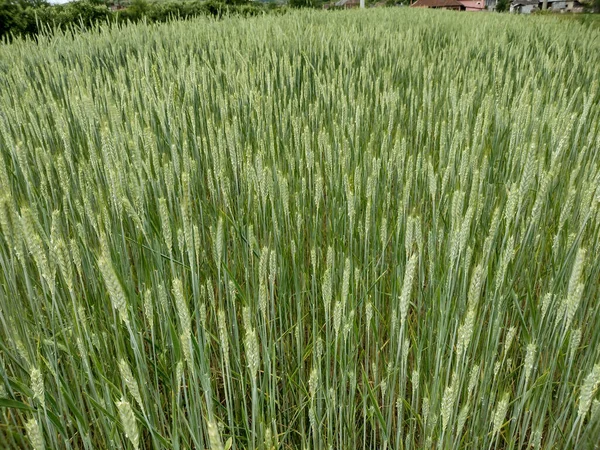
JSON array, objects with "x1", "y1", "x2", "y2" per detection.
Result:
[
  {"x1": 510, "y1": 0, "x2": 584, "y2": 12},
  {"x1": 542, "y1": 0, "x2": 585, "y2": 11},
  {"x1": 510, "y1": 0, "x2": 539, "y2": 12},
  {"x1": 568, "y1": 0, "x2": 586, "y2": 11},
  {"x1": 410, "y1": 0, "x2": 487, "y2": 9},
  {"x1": 459, "y1": 0, "x2": 485, "y2": 10},
  {"x1": 332, "y1": 0, "x2": 361, "y2": 7},
  {"x1": 410, "y1": 0, "x2": 466, "y2": 10}
]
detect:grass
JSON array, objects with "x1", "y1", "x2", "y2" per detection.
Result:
[
  {"x1": 538, "y1": 12, "x2": 600, "y2": 30},
  {"x1": 574, "y1": 13, "x2": 600, "y2": 29},
  {"x1": 0, "y1": 7, "x2": 600, "y2": 450}
]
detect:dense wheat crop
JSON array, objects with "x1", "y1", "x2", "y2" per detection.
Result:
[{"x1": 1, "y1": 8, "x2": 600, "y2": 449}]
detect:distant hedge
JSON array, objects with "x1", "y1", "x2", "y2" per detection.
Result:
[{"x1": 0, "y1": 0, "x2": 288, "y2": 41}]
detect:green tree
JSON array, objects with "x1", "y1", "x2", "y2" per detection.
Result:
[
  {"x1": 127, "y1": 0, "x2": 148, "y2": 18},
  {"x1": 496, "y1": 0, "x2": 509, "y2": 11},
  {"x1": 1, "y1": 0, "x2": 21, "y2": 38},
  {"x1": 289, "y1": 0, "x2": 317, "y2": 8}
]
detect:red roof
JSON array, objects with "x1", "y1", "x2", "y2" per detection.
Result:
[{"x1": 410, "y1": 0, "x2": 464, "y2": 7}]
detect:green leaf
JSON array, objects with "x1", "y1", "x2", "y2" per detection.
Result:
[
  {"x1": 0, "y1": 397, "x2": 34, "y2": 411},
  {"x1": 46, "y1": 409, "x2": 68, "y2": 437}
]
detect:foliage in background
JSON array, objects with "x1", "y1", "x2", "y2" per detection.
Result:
[
  {"x1": 1, "y1": 7, "x2": 600, "y2": 450},
  {"x1": 583, "y1": 0, "x2": 600, "y2": 12},
  {"x1": 288, "y1": 0, "x2": 317, "y2": 8},
  {"x1": 0, "y1": 0, "x2": 285, "y2": 41},
  {"x1": 495, "y1": 0, "x2": 509, "y2": 12}
]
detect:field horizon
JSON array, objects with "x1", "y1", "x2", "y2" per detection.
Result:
[{"x1": 1, "y1": 8, "x2": 600, "y2": 449}]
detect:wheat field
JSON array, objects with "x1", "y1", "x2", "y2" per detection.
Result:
[{"x1": 0, "y1": 8, "x2": 599, "y2": 450}]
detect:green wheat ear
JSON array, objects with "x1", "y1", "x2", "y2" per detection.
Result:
[
  {"x1": 26, "y1": 417, "x2": 45, "y2": 450},
  {"x1": 98, "y1": 254, "x2": 129, "y2": 326},
  {"x1": 117, "y1": 398, "x2": 139, "y2": 450}
]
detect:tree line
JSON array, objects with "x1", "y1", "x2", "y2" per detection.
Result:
[{"x1": 0, "y1": 0, "x2": 291, "y2": 41}]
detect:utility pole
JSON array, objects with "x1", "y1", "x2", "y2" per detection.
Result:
[
  {"x1": 360, "y1": 0, "x2": 365, "y2": 7},
  {"x1": 542, "y1": 0, "x2": 548, "y2": 8}
]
